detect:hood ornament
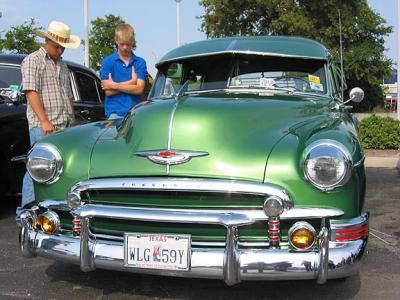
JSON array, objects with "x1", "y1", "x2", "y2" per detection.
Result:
[{"x1": 134, "y1": 149, "x2": 209, "y2": 165}]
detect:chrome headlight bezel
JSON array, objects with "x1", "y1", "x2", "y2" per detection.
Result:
[
  {"x1": 303, "y1": 140, "x2": 352, "y2": 191},
  {"x1": 26, "y1": 143, "x2": 63, "y2": 184}
]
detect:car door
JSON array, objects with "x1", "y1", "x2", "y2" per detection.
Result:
[{"x1": 69, "y1": 67, "x2": 105, "y2": 123}]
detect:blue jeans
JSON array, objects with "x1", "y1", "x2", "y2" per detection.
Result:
[{"x1": 17, "y1": 127, "x2": 44, "y2": 214}]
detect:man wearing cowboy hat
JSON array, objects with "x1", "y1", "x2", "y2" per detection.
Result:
[{"x1": 18, "y1": 20, "x2": 81, "y2": 213}]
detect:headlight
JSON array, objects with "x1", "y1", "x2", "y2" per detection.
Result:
[
  {"x1": 303, "y1": 140, "x2": 352, "y2": 191},
  {"x1": 26, "y1": 143, "x2": 63, "y2": 184}
]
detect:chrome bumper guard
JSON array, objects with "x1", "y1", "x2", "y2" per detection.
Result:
[{"x1": 20, "y1": 204, "x2": 369, "y2": 286}]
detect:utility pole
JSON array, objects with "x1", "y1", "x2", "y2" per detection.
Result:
[
  {"x1": 397, "y1": 0, "x2": 400, "y2": 119},
  {"x1": 84, "y1": 0, "x2": 89, "y2": 67},
  {"x1": 175, "y1": 0, "x2": 182, "y2": 46}
]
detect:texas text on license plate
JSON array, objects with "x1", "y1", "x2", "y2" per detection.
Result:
[{"x1": 124, "y1": 233, "x2": 191, "y2": 271}]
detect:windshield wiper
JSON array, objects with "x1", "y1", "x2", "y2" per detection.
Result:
[
  {"x1": 242, "y1": 85, "x2": 296, "y2": 94},
  {"x1": 183, "y1": 88, "x2": 231, "y2": 95}
]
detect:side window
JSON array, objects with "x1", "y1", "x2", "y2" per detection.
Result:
[
  {"x1": 74, "y1": 71, "x2": 101, "y2": 103},
  {"x1": 150, "y1": 63, "x2": 183, "y2": 98},
  {"x1": 164, "y1": 63, "x2": 183, "y2": 95}
]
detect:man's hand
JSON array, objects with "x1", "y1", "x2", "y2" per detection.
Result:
[
  {"x1": 69, "y1": 118, "x2": 78, "y2": 127},
  {"x1": 101, "y1": 73, "x2": 116, "y2": 90},
  {"x1": 101, "y1": 69, "x2": 145, "y2": 96},
  {"x1": 26, "y1": 90, "x2": 55, "y2": 135},
  {"x1": 131, "y1": 67, "x2": 137, "y2": 84},
  {"x1": 41, "y1": 119, "x2": 55, "y2": 135}
]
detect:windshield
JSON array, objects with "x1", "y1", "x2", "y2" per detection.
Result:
[
  {"x1": 150, "y1": 55, "x2": 328, "y2": 99},
  {"x1": 0, "y1": 64, "x2": 22, "y2": 89}
]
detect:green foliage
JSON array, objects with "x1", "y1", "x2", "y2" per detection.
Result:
[
  {"x1": 199, "y1": 0, "x2": 393, "y2": 112},
  {"x1": 0, "y1": 18, "x2": 42, "y2": 54},
  {"x1": 359, "y1": 115, "x2": 400, "y2": 149},
  {"x1": 89, "y1": 14, "x2": 125, "y2": 70}
]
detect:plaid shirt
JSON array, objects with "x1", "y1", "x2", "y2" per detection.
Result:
[{"x1": 21, "y1": 47, "x2": 73, "y2": 129}]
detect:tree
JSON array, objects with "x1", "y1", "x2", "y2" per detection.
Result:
[
  {"x1": 0, "y1": 18, "x2": 42, "y2": 54},
  {"x1": 199, "y1": 0, "x2": 393, "y2": 112},
  {"x1": 89, "y1": 14, "x2": 125, "y2": 70}
]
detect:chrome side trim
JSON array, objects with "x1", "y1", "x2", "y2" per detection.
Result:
[
  {"x1": 330, "y1": 212, "x2": 369, "y2": 229},
  {"x1": 330, "y1": 212, "x2": 369, "y2": 241}
]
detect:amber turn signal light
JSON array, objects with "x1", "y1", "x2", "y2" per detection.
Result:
[
  {"x1": 36, "y1": 211, "x2": 60, "y2": 234},
  {"x1": 288, "y1": 222, "x2": 316, "y2": 250}
]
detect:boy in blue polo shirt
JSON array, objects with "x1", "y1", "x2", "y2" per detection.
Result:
[{"x1": 101, "y1": 23, "x2": 148, "y2": 118}]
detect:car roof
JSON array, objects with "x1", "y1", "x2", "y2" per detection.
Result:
[
  {"x1": 157, "y1": 36, "x2": 329, "y2": 66},
  {"x1": 0, "y1": 53, "x2": 98, "y2": 76}
]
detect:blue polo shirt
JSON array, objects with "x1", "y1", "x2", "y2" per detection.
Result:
[{"x1": 101, "y1": 51, "x2": 148, "y2": 118}]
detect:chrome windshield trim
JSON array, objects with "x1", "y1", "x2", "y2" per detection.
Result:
[{"x1": 69, "y1": 177, "x2": 292, "y2": 208}]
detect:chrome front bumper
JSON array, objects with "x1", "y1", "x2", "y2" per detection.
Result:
[{"x1": 20, "y1": 205, "x2": 369, "y2": 286}]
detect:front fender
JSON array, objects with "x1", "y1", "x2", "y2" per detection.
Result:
[
  {"x1": 264, "y1": 114, "x2": 365, "y2": 219},
  {"x1": 33, "y1": 121, "x2": 112, "y2": 202}
]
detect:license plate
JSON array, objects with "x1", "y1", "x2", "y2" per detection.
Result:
[{"x1": 124, "y1": 233, "x2": 191, "y2": 271}]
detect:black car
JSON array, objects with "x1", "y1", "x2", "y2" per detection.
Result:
[{"x1": 0, "y1": 54, "x2": 105, "y2": 199}]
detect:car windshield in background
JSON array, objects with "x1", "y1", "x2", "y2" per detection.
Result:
[
  {"x1": 0, "y1": 65, "x2": 22, "y2": 89},
  {"x1": 150, "y1": 55, "x2": 328, "y2": 98}
]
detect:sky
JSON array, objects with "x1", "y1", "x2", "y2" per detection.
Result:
[{"x1": 0, "y1": 0, "x2": 397, "y2": 76}]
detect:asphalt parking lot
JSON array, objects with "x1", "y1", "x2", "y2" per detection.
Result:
[{"x1": 0, "y1": 159, "x2": 399, "y2": 299}]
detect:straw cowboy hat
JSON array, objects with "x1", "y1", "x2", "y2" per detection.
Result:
[{"x1": 35, "y1": 21, "x2": 81, "y2": 49}]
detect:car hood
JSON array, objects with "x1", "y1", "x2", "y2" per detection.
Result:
[{"x1": 89, "y1": 93, "x2": 333, "y2": 182}]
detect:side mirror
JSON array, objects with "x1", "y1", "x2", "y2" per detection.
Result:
[{"x1": 348, "y1": 87, "x2": 364, "y2": 103}]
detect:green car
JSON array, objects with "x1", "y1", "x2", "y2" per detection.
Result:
[{"x1": 19, "y1": 36, "x2": 368, "y2": 285}]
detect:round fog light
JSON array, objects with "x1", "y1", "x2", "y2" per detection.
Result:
[
  {"x1": 289, "y1": 222, "x2": 316, "y2": 250},
  {"x1": 37, "y1": 211, "x2": 60, "y2": 234},
  {"x1": 263, "y1": 196, "x2": 283, "y2": 217}
]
